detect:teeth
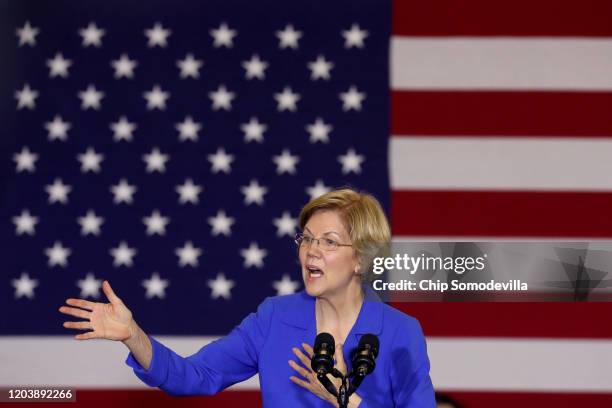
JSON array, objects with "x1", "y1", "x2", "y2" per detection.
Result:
[{"x1": 307, "y1": 267, "x2": 323, "y2": 277}]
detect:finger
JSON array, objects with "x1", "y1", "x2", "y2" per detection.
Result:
[
  {"x1": 74, "y1": 331, "x2": 98, "y2": 340},
  {"x1": 289, "y1": 375, "x2": 312, "y2": 390},
  {"x1": 102, "y1": 280, "x2": 122, "y2": 305},
  {"x1": 288, "y1": 359, "x2": 313, "y2": 380},
  {"x1": 292, "y1": 347, "x2": 313, "y2": 370},
  {"x1": 58, "y1": 306, "x2": 91, "y2": 320},
  {"x1": 302, "y1": 343, "x2": 314, "y2": 358},
  {"x1": 65, "y1": 298, "x2": 96, "y2": 311},
  {"x1": 63, "y1": 321, "x2": 93, "y2": 330}
]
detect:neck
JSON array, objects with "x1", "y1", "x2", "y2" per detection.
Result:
[{"x1": 316, "y1": 279, "x2": 364, "y2": 330}]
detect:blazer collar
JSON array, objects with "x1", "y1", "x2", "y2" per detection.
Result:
[{"x1": 280, "y1": 285, "x2": 383, "y2": 336}]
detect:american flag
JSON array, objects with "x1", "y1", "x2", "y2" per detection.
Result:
[{"x1": 2, "y1": 0, "x2": 612, "y2": 407}]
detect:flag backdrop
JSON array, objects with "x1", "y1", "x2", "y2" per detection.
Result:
[{"x1": 2, "y1": 0, "x2": 612, "y2": 407}]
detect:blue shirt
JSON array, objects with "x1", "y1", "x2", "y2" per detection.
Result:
[{"x1": 126, "y1": 286, "x2": 435, "y2": 407}]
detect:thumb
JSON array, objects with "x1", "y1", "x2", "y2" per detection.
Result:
[{"x1": 102, "y1": 280, "x2": 123, "y2": 305}]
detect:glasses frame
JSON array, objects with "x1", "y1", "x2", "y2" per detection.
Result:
[{"x1": 294, "y1": 232, "x2": 353, "y2": 251}]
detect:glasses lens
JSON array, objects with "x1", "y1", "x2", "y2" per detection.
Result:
[{"x1": 321, "y1": 239, "x2": 336, "y2": 251}]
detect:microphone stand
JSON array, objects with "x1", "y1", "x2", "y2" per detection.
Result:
[
  {"x1": 318, "y1": 367, "x2": 366, "y2": 408},
  {"x1": 315, "y1": 368, "x2": 343, "y2": 400}
]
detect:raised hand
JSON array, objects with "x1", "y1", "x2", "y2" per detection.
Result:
[
  {"x1": 59, "y1": 280, "x2": 134, "y2": 341},
  {"x1": 288, "y1": 342, "x2": 344, "y2": 406}
]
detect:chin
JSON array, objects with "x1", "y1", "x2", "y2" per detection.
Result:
[
  {"x1": 304, "y1": 286, "x2": 319, "y2": 297},
  {"x1": 303, "y1": 275, "x2": 326, "y2": 297}
]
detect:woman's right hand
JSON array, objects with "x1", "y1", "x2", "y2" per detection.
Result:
[{"x1": 59, "y1": 280, "x2": 134, "y2": 341}]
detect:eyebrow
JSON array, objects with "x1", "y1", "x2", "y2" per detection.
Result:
[{"x1": 304, "y1": 228, "x2": 341, "y2": 238}]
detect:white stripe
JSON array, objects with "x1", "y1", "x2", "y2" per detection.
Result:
[
  {"x1": 2, "y1": 336, "x2": 612, "y2": 392},
  {"x1": 391, "y1": 38, "x2": 612, "y2": 90},
  {"x1": 0, "y1": 336, "x2": 258, "y2": 390},
  {"x1": 428, "y1": 337, "x2": 612, "y2": 392},
  {"x1": 390, "y1": 137, "x2": 612, "y2": 190}
]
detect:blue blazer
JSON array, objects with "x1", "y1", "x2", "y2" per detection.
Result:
[{"x1": 126, "y1": 286, "x2": 435, "y2": 407}]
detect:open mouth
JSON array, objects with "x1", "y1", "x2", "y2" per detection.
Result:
[{"x1": 306, "y1": 265, "x2": 324, "y2": 278}]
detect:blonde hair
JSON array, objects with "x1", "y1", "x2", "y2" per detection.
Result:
[{"x1": 299, "y1": 188, "x2": 391, "y2": 281}]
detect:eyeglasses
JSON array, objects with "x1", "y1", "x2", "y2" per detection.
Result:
[{"x1": 294, "y1": 233, "x2": 352, "y2": 251}]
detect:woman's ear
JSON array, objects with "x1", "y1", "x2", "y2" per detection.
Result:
[{"x1": 353, "y1": 254, "x2": 362, "y2": 275}]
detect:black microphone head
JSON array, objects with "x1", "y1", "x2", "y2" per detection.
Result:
[
  {"x1": 359, "y1": 334, "x2": 379, "y2": 358},
  {"x1": 311, "y1": 332, "x2": 335, "y2": 374},
  {"x1": 352, "y1": 333, "x2": 379, "y2": 376},
  {"x1": 314, "y1": 332, "x2": 335, "y2": 355}
]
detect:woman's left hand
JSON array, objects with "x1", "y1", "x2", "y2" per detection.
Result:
[{"x1": 289, "y1": 342, "x2": 362, "y2": 407}]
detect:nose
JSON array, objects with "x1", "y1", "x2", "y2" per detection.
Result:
[{"x1": 305, "y1": 240, "x2": 323, "y2": 258}]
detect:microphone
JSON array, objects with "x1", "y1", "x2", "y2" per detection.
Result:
[
  {"x1": 311, "y1": 332, "x2": 335, "y2": 375},
  {"x1": 352, "y1": 334, "x2": 379, "y2": 376}
]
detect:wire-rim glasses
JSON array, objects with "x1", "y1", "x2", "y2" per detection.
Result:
[{"x1": 294, "y1": 233, "x2": 352, "y2": 251}]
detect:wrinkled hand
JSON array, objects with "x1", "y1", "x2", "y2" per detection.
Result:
[
  {"x1": 59, "y1": 280, "x2": 134, "y2": 341},
  {"x1": 288, "y1": 342, "x2": 347, "y2": 406}
]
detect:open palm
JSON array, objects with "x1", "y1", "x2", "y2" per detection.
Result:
[{"x1": 59, "y1": 280, "x2": 134, "y2": 341}]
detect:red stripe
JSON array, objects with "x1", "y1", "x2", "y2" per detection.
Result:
[
  {"x1": 392, "y1": 190, "x2": 612, "y2": 237},
  {"x1": 13, "y1": 390, "x2": 612, "y2": 407},
  {"x1": 392, "y1": 0, "x2": 612, "y2": 36},
  {"x1": 393, "y1": 302, "x2": 612, "y2": 338},
  {"x1": 391, "y1": 91, "x2": 612, "y2": 137},
  {"x1": 14, "y1": 390, "x2": 261, "y2": 407},
  {"x1": 438, "y1": 391, "x2": 612, "y2": 408}
]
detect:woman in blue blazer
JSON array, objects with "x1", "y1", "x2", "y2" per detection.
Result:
[{"x1": 59, "y1": 188, "x2": 435, "y2": 407}]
